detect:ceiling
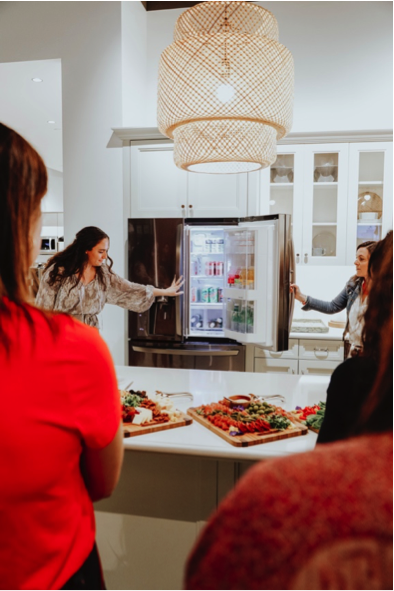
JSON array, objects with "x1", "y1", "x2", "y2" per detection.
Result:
[
  {"x1": 142, "y1": 0, "x2": 252, "y2": 10},
  {"x1": 0, "y1": 58, "x2": 62, "y2": 172}
]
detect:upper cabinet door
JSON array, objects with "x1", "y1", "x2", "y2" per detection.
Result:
[
  {"x1": 260, "y1": 145, "x2": 305, "y2": 264},
  {"x1": 346, "y1": 142, "x2": 393, "y2": 265},
  {"x1": 302, "y1": 144, "x2": 349, "y2": 266},
  {"x1": 130, "y1": 146, "x2": 188, "y2": 218},
  {"x1": 187, "y1": 172, "x2": 248, "y2": 218}
]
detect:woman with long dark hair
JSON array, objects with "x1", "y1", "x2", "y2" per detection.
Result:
[
  {"x1": 0, "y1": 122, "x2": 123, "y2": 589},
  {"x1": 36, "y1": 226, "x2": 183, "y2": 328},
  {"x1": 317, "y1": 230, "x2": 393, "y2": 444},
  {"x1": 290, "y1": 240, "x2": 377, "y2": 357}
]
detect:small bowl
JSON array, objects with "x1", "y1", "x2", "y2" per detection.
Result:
[{"x1": 224, "y1": 394, "x2": 253, "y2": 408}]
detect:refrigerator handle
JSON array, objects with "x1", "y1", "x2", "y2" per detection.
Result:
[
  {"x1": 132, "y1": 346, "x2": 239, "y2": 357},
  {"x1": 175, "y1": 223, "x2": 184, "y2": 337},
  {"x1": 289, "y1": 236, "x2": 296, "y2": 333}
]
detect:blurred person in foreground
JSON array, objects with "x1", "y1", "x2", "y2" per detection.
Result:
[
  {"x1": 317, "y1": 230, "x2": 393, "y2": 444},
  {"x1": 0, "y1": 122, "x2": 123, "y2": 590},
  {"x1": 185, "y1": 244, "x2": 393, "y2": 590}
]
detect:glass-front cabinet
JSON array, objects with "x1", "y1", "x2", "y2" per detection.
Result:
[
  {"x1": 346, "y1": 142, "x2": 393, "y2": 264},
  {"x1": 265, "y1": 147, "x2": 304, "y2": 261},
  {"x1": 302, "y1": 144, "x2": 349, "y2": 265}
]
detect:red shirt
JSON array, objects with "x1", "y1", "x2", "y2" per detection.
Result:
[
  {"x1": 0, "y1": 299, "x2": 121, "y2": 590},
  {"x1": 186, "y1": 432, "x2": 393, "y2": 590}
]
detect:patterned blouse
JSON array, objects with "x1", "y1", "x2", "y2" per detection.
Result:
[{"x1": 35, "y1": 263, "x2": 155, "y2": 328}]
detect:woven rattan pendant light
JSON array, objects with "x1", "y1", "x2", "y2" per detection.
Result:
[{"x1": 157, "y1": 1, "x2": 294, "y2": 174}]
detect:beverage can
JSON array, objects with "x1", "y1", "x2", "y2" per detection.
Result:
[
  {"x1": 197, "y1": 288, "x2": 202, "y2": 302},
  {"x1": 191, "y1": 287, "x2": 197, "y2": 303},
  {"x1": 218, "y1": 288, "x2": 223, "y2": 302},
  {"x1": 201, "y1": 287, "x2": 209, "y2": 303},
  {"x1": 209, "y1": 261, "x2": 214, "y2": 276},
  {"x1": 208, "y1": 287, "x2": 218, "y2": 303},
  {"x1": 215, "y1": 261, "x2": 223, "y2": 276}
]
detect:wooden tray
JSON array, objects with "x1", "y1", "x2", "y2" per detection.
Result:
[
  {"x1": 187, "y1": 408, "x2": 307, "y2": 447},
  {"x1": 123, "y1": 411, "x2": 192, "y2": 438}
]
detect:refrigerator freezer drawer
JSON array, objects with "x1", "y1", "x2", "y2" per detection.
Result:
[{"x1": 129, "y1": 344, "x2": 245, "y2": 372}]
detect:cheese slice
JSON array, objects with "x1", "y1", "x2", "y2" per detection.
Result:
[{"x1": 133, "y1": 408, "x2": 153, "y2": 425}]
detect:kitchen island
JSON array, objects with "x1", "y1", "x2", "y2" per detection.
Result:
[{"x1": 95, "y1": 366, "x2": 330, "y2": 590}]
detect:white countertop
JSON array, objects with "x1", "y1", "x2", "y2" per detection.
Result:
[
  {"x1": 290, "y1": 326, "x2": 345, "y2": 341},
  {"x1": 116, "y1": 366, "x2": 329, "y2": 461}
]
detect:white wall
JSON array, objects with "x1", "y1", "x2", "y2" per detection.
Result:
[
  {"x1": 145, "y1": 1, "x2": 393, "y2": 132},
  {"x1": 42, "y1": 168, "x2": 63, "y2": 213},
  {"x1": 121, "y1": 1, "x2": 148, "y2": 127},
  {"x1": 0, "y1": 1, "x2": 127, "y2": 363}
]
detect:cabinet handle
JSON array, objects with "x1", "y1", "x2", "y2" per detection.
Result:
[
  {"x1": 296, "y1": 253, "x2": 300, "y2": 263},
  {"x1": 304, "y1": 253, "x2": 309, "y2": 263},
  {"x1": 189, "y1": 204, "x2": 193, "y2": 208},
  {"x1": 181, "y1": 204, "x2": 185, "y2": 209}
]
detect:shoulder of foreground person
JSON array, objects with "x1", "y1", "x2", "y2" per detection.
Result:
[{"x1": 185, "y1": 432, "x2": 393, "y2": 591}]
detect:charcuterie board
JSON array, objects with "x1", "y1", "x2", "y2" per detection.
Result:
[
  {"x1": 123, "y1": 411, "x2": 192, "y2": 438},
  {"x1": 187, "y1": 408, "x2": 307, "y2": 447}
]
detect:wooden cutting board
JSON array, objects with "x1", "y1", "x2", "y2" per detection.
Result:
[
  {"x1": 123, "y1": 411, "x2": 192, "y2": 438},
  {"x1": 187, "y1": 408, "x2": 308, "y2": 447}
]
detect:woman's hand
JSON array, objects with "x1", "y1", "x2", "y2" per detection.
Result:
[
  {"x1": 290, "y1": 284, "x2": 308, "y2": 305},
  {"x1": 153, "y1": 276, "x2": 184, "y2": 298}
]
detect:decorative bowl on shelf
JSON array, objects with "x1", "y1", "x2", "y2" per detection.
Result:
[
  {"x1": 358, "y1": 191, "x2": 382, "y2": 217},
  {"x1": 270, "y1": 167, "x2": 293, "y2": 183},
  {"x1": 312, "y1": 231, "x2": 336, "y2": 256},
  {"x1": 314, "y1": 163, "x2": 338, "y2": 182}
]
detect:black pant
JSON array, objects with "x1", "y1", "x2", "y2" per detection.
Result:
[{"x1": 61, "y1": 543, "x2": 105, "y2": 590}]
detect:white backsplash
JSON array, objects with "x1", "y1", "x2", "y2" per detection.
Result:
[{"x1": 292, "y1": 265, "x2": 355, "y2": 324}]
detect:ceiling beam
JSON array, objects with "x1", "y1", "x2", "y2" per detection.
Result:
[{"x1": 142, "y1": 1, "x2": 206, "y2": 10}]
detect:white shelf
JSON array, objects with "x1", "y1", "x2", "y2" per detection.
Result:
[
  {"x1": 358, "y1": 181, "x2": 383, "y2": 185},
  {"x1": 190, "y1": 275, "x2": 224, "y2": 279},
  {"x1": 313, "y1": 182, "x2": 338, "y2": 187},
  {"x1": 189, "y1": 330, "x2": 224, "y2": 338},
  {"x1": 223, "y1": 288, "x2": 257, "y2": 300},
  {"x1": 190, "y1": 302, "x2": 224, "y2": 310},
  {"x1": 312, "y1": 222, "x2": 337, "y2": 226},
  {"x1": 270, "y1": 183, "x2": 294, "y2": 188},
  {"x1": 190, "y1": 252, "x2": 225, "y2": 256},
  {"x1": 357, "y1": 221, "x2": 382, "y2": 225}
]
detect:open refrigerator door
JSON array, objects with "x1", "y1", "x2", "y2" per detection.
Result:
[{"x1": 223, "y1": 215, "x2": 293, "y2": 351}]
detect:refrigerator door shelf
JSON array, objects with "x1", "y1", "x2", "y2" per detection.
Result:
[
  {"x1": 223, "y1": 219, "x2": 287, "y2": 350},
  {"x1": 224, "y1": 329, "x2": 265, "y2": 345},
  {"x1": 223, "y1": 288, "x2": 257, "y2": 300}
]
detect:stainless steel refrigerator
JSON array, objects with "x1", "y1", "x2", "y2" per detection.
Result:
[{"x1": 128, "y1": 215, "x2": 295, "y2": 371}]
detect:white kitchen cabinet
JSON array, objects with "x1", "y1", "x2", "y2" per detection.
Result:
[
  {"x1": 130, "y1": 144, "x2": 248, "y2": 219},
  {"x1": 302, "y1": 144, "x2": 349, "y2": 266},
  {"x1": 254, "y1": 339, "x2": 299, "y2": 360},
  {"x1": 252, "y1": 338, "x2": 343, "y2": 376},
  {"x1": 187, "y1": 170, "x2": 248, "y2": 218},
  {"x1": 298, "y1": 360, "x2": 341, "y2": 376},
  {"x1": 346, "y1": 142, "x2": 393, "y2": 264},
  {"x1": 298, "y1": 339, "x2": 344, "y2": 362},
  {"x1": 259, "y1": 145, "x2": 305, "y2": 259},
  {"x1": 254, "y1": 357, "x2": 298, "y2": 375},
  {"x1": 260, "y1": 140, "x2": 393, "y2": 267},
  {"x1": 130, "y1": 146, "x2": 188, "y2": 218}
]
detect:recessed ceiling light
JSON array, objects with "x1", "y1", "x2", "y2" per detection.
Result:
[
  {"x1": 31, "y1": 78, "x2": 43, "y2": 83},
  {"x1": 47, "y1": 120, "x2": 55, "y2": 124}
]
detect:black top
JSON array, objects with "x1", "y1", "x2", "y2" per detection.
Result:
[{"x1": 317, "y1": 357, "x2": 377, "y2": 444}]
